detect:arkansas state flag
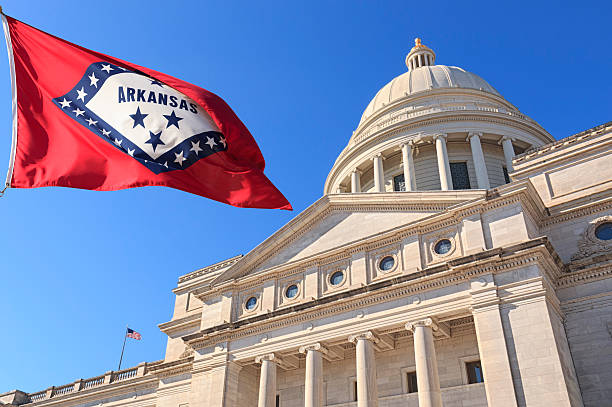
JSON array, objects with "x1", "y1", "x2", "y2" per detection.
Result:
[{"x1": 1, "y1": 14, "x2": 291, "y2": 210}]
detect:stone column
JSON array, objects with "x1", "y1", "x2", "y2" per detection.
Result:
[
  {"x1": 433, "y1": 134, "x2": 453, "y2": 190},
  {"x1": 400, "y1": 142, "x2": 416, "y2": 191},
  {"x1": 406, "y1": 318, "x2": 442, "y2": 407},
  {"x1": 501, "y1": 136, "x2": 516, "y2": 172},
  {"x1": 351, "y1": 169, "x2": 362, "y2": 193},
  {"x1": 467, "y1": 132, "x2": 491, "y2": 189},
  {"x1": 348, "y1": 332, "x2": 379, "y2": 407},
  {"x1": 470, "y1": 275, "x2": 518, "y2": 407},
  {"x1": 255, "y1": 354, "x2": 279, "y2": 407},
  {"x1": 372, "y1": 154, "x2": 385, "y2": 193},
  {"x1": 299, "y1": 343, "x2": 325, "y2": 407}
]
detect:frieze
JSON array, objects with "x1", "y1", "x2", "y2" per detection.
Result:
[{"x1": 186, "y1": 240, "x2": 557, "y2": 350}]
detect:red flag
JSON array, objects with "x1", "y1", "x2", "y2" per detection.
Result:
[{"x1": 1, "y1": 15, "x2": 291, "y2": 210}]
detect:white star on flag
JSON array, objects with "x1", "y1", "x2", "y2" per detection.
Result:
[
  {"x1": 174, "y1": 151, "x2": 187, "y2": 166},
  {"x1": 205, "y1": 136, "x2": 217, "y2": 149},
  {"x1": 219, "y1": 136, "x2": 227, "y2": 148},
  {"x1": 127, "y1": 148, "x2": 135, "y2": 156},
  {"x1": 190, "y1": 140, "x2": 203, "y2": 155},
  {"x1": 88, "y1": 72, "x2": 99, "y2": 87},
  {"x1": 59, "y1": 98, "x2": 71, "y2": 108},
  {"x1": 101, "y1": 64, "x2": 113, "y2": 73},
  {"x1": 73, "y1": 108, "x2": 85, "y2": 117},
  {"x1": 101, "y1": 128, "x2": 111, "y2": 137},
  {"x1": 76, "y1": 87, "x2": 87, "y2": 102},
  {"x1": 86, "y1": 118, "x2": 97, "y2": 126},
  {"x1": 114, "y1": 138, "x2": 122, "y2": 146}
]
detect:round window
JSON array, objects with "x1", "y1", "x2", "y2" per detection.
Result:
[
  {"x1": 285, "y1": 284, "x2": 299, "y2": 299},
  {"x1": 329, "y1": 271, "x2": 345, "y2": 286},
  {"x1": 434, "y1": 239, "x2": 452, "y2": 255},
  {"x1": 595, "y1": 222, "x2": 612, "y2": 241},
  {"x1": 379, "y1": 256, "x2": 395, "y2": 271},
  {"x1": 245, "y1": 296, "x2": 258, "y2": 310}
]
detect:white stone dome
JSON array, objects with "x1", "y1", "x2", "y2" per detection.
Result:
[
  {"x1": 359, "y1": 65, "x2": 500, "y2": 126},
  {"x1": 323, "y1": 38, "x2": 554, "y2": 196}
]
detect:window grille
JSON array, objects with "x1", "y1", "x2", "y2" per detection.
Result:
[
  {"x1": 450, "y1": 162, "x2": 471, "y2": 189},
  {"x1": 393, "y1": 174, "x2": 406, "y2": 191}
]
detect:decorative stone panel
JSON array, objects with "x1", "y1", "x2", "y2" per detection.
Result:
[
  {"x1": 369, "y1": 243, "x2": 402, "y2": 281},
  {"x1": 277, "y1": 272, "x2": 305, "y2": 307},
  {"x1": 320, "y1": 259, "x2": 351, "y2": 296}
]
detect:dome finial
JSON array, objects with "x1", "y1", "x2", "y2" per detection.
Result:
[{"x1": 406, "y1": 37, "x2": 435, "y2": 71}]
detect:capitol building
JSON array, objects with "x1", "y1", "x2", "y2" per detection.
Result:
[{"x1": 3, "y1": 39, "x2": 612, "y2": 407}]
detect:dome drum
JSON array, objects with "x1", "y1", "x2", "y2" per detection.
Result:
[{"x1": 333, "y1": 132, "x2": 528, "y2": 194}]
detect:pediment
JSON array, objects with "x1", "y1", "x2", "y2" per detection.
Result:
[{"x1": 212, "y1": 191, "x2": 486, "y2": 285}]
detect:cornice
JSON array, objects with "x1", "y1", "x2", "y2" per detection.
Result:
[
  {"x1": 177, "y1": 255, "x2": 244, "y2": 286},
  {"x1": 514, "y1": 121, "x2": 612, "y2": 166},
  {"x1": 184, "y1": 238, "x2": 560, "y2": 349},
  {"x1": 158, "y1": 311, "x2": 201, "y2": 334},
  {"x1": 542, "y1": 196, "x2": 612, "y2": 228},
  {"x1": 558, "y1": 257, "x2": 612, "y2": 288},
  {"x1": 147, "y1": 357, "x2": 194, "y2": 378}
]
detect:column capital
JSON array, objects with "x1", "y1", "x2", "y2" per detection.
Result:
[
  {"x1": 467, "y1": 131, "x2": 483, "y2": 141},
  {"x1": 255, "y1": 352, "x2": 282, "y2": 364},
  {"x1": 299, "y1": 342, "x2": 327, "y2": 354},
  {"x1": 400, "y1": 140, "x2": 415, "y2": 149},
  {"x1": 348, "y1": 330, "x2": 378, "y2": 344},
  {"x1": 351, "y1": 168, "x2": 362, "y2": 176},
  {"x1": 370, "y1": 152, "x2": 385, "y2": 161},
  {"x1": 405, "y1": 317, "x2": 438, "y2": 333},
  {"x1": 499, "y1": 135, "x2": 515, "y2": 144},
  {"x1": 432, "y1": 133, "x2": 447, "y2": 141}
]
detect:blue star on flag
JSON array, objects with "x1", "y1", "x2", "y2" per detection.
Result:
[
  {"x1": 163, "y1": 110, "x2": 183, "y2": 129},
  {"x1": 129, "y1": 106, "x2": 148, "y2": 128},
  {"x1": 145, "y1": 130, "x2": 165, "y2": 152}
]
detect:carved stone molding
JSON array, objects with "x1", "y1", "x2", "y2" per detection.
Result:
[
  {"x1": 179, "y1": 345, "x2": 194, "y2": 359},
  {"x1": 571, "y1": 216, "x2": 612, "y2": 261}
]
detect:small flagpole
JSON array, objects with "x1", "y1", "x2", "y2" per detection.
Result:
[{"x1": 117, "y1": 325, "x2": 128, "y2": 371}]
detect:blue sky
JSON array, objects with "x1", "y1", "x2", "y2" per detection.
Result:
[{"x1": 0, "y1": 0, "x2": 610, "y2": 393}]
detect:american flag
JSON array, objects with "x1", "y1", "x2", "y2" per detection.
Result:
[{"x1": 126, "y1": 328, "x2": 141, "y2": 340}]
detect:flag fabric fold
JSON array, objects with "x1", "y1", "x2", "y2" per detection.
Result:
[{"x1": 1, "y1": 14, "x2": 291, "y2": 210}]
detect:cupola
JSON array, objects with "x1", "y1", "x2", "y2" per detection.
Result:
[{"x1": 405, "y1": 38, "x2": 435, "y2": 70}]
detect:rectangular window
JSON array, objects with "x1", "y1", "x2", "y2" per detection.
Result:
[
  {"x1": 406, "y1": 371, "x2": 418, "y2": 393},
  {"x1": 466, "y1": 360, "x2": 484, "y2": 384},
  {"x1": 275, "y1": 394, "x2": 280, "y2": 407},
  {"x1": 393, "y1": 174, "x2": 406, "y2": 191},
  {"x1": 503, "y1": 166, "x2": 511, "y2": 184},
  {"x1": 353, "y1": 380, "x2": 358, "y2": 401},
  {"x1": 450, "y1": 162, "x2": 471, "y2": 189}
]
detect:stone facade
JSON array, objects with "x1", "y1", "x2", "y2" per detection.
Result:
[{"x1": 3, "y1": 40, "x2": 611, "y2": 407}]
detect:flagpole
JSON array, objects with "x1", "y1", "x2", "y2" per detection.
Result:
[
  {"x1": 117, "y1": 325, "x2": 128, "y2": 371},
  {"x1": 0, "y1": 6, "x2": 18, "y2": 196}
]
